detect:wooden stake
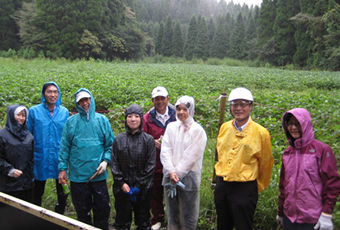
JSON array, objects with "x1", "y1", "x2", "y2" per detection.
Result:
[{"x1": 211, "y1": 92, "x2": 227, "y2": 188}]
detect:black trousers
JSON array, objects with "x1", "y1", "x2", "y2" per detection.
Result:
[
  {"x1": 214, "y1": 177, "x2": 258, "y2": 230},
  {"x1": 33, "y1": 179, "x2": 68, "y2": 214},
  {"x1": 5, "y1": 188, "x2": 33, "y2": 203},
  {"x1": 113, "y1": 187, "x2": 152, "y2": 230},
  {"x1": 71, "y1": 180, "x2": 110, "y2": 230},
  {"x1": 283, "y1": 214, "x2": 315, "y2": 230}
]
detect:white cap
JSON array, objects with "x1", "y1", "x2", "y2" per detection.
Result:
[
  {"x1": 228, "y1": 87, "x2": 253, "y2": 102},
  {"x1": 152, "y1": 86, "x2": 168, "y2": 98},
  {"x1": 76, "y1": 91, "x2": 91, "y2": 102}
]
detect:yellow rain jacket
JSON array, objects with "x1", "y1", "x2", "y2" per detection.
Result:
[{"x1": 215, "y1": 117, "x2": 273, "y2": 192}]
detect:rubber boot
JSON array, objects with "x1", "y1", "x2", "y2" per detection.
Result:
[{"x1": 54, "y1": 193, "x2": 68, "y2": 214}]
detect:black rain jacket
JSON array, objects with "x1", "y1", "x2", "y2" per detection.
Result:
[
  {"x1": 0, "y1": 105, "x2": 34, "y2": 192},
  {"x1": 111, "y1": 104, "x2": 156, "y2": 196}
]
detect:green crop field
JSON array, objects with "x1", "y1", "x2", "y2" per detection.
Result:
[{"x1": 1, "y1": 58, "x2": 340, "y2": 229}]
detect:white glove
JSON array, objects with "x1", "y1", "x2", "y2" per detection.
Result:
[
  {"x1": 96, "y1": 161, "x2": 108, "y2": 175},
  {"x1": 7, "y1": 168, "x2": 16, "y2": 177},
  {"x1": 276, "y1": 215, "x2": 283, "y2": 226},
  {"x1": 314, "y1": 213, "x2": 333, "y2": 230}
]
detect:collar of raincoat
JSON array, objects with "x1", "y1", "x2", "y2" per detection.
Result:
[
  {"x1": 175, "y1": 95, "x2": 195, "y2": 127},
  {"x1": 124, "y1": 103, "x2": 144, "y2": 134},
  {"x1": 41, "y1": 81, "x2": 62, "y2": 106},
  {"x1": 5, "y1": 105, "x2": 30, "y2": 141},
  {"x1": 75, "y1": 88, "x2": 95, "y2": 121},
  {"x1": 282, "y1": 108, "x2": 314, "y2": 149}
]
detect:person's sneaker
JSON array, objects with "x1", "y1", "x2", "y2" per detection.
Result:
[{"x1": 151, "y1": 222, "x2": 162, "y2": 230}]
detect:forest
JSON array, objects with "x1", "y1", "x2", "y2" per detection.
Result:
[{"x1": 1, "y1": 0, "x2": 340, "y2": 69}]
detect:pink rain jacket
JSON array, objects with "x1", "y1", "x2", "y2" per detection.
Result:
[{"x1": 278, "y1": 108, "x2": 340, "y2": 224}]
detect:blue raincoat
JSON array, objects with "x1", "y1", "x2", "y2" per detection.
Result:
[
  {"x1": 58, "y1": 88, "x2": 114, "y2": 183},
  {"x1": 27, "y1": 82, "x2": 69, "y2": 181}
]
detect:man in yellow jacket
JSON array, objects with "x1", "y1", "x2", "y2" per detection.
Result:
[{"x1": 214, "y1": 87, "x2": 273, "y2": 230}]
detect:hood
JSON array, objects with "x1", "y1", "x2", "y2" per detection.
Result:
[
  {"x1": 6, "y1": 105, "x2": 30, "y2": 141},
  {"x1": 282, "y1": 108, "x2": 314, "y2": 149},
  {"x1": 175, "y1": 95, "x2": 195, "y2": 125},
  {"x1": 41, "y1": 81, "x2": 62, "y2": 106},
  {"x1": 124, "y1": 104, "x2": 144, "y2": 134},
  {"x1": 75, "y1": 88, "x2": 95, "y2": 120}
]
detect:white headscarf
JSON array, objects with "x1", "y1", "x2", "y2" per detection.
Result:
[
  {"x1": 14, "y1": 106, "x2": 28, "y2": 118},
  {"x1": 175, "y1": 95, "x2": 195, "y2": 126}
]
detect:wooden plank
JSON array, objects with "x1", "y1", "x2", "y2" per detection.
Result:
[{"x1": 0, "y1": 192, "x2": 100, "y2": 230}]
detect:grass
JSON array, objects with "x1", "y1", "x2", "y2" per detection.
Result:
[{"x1": 1, "y1": 57, "x2": 340, "y2": 229}]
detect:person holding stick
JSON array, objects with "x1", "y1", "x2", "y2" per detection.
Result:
[
  {"x1": 277, "y1": 108, "x2": 340, "y2": 230},
  {"x1": 58, "y1": 88, "x2": 114, "y2": 230},
  {"x1": 214, "y1": 87, "x2": 273, "y2": 230}
]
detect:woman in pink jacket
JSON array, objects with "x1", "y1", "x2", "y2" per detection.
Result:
[{"x1": 277, "y1": 108, "x2": 340, "y2": 230}]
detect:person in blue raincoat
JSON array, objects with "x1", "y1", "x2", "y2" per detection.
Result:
[
  {"x1": 27, "y1": 82, "x2": 69, "y2": 213},
  {"x1": 58, "y1": 88, "x2": 114, "y2": 230}
]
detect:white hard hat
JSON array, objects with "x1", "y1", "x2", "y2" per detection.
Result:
[{"x1": 228, "y1": 87, "x2": 253, "y2": 102}]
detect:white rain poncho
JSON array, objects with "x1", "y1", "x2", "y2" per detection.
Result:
[{"x1": 160, "y1": 96, "x2": 207, "y2": 230}]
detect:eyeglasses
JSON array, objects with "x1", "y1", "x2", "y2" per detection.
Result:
[
  {"x1": 287, "y1": 122, "x2": 300, "y2": 127},
  {"x1": 230, "y1": 100, "x2": 251, "y2": 108}
]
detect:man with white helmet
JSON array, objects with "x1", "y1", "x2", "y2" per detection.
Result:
[{"x1": 214, "y1": 87, "x2": 273, "y2": 230}]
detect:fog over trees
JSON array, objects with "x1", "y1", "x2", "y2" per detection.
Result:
[{"x1": 1, "y1": 0, "x2": 340, "y2": 68}]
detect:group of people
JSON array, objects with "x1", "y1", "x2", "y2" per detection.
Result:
[{"x1": 0, "y1": 82, "x2": 339, "y2": 230}]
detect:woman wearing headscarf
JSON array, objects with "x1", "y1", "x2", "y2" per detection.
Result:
[
  {"x1": 277, "y1": 108, "x2": 340, "y2": 230},
  {"x1": 160, "y1": 96, "x2": 207, "y2": 230},
  {"x1": 111, "y1": 104, "x2": 156, "y2": 230},
  {"x1": 0, "y1": 105, "x2": 34, "y2": 202}
]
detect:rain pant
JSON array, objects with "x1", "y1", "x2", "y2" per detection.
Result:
[
  {"x1": 278, "y1": 108, "x2": 340, "y2": 224},
  {"x1": 0, "y1": 105, "x2": 34, "y2": 196},
  {"x1": 111, "y1": 104, "x2": 156, "y2": 230},
  {"x1": 27, "y1": 82, "x2": 69, "y2": 181},
  {"x1": 160, "y1": 96, "x2": 207, "y2": 230}
]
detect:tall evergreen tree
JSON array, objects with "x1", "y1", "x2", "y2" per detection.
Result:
[
  {"x1": 107, "y1": 0, "x2": 125, "y2": 28},
  {"x1": 273, "y1": 0, "x2": 300, "y2": 65},
  {"x1": 245, "y1": 12, "x2": 257, "y2": 42},
  {"x1": 0, "y1": 0, "x2": 24, "y2": 51},
  {"x1": 254, "y1": 5, "x2": 260, "y2": 25},
  {"x1": 229, "y1": 12, "x2": 246, "y2": 59},
  {"x1": 155, "y1": 22, "x2": 164, "y2": 54},
  {"x1": 114, "y1": 7, "x2": 146, "y2": 60},
  {"x1": 245, "y1": 14, "x2": 258, "y2": 60},
  {"x1": 210, "y1": 16, "x2": 228, "y2": 59},
  {"x1": 172, "y1": 21, "x2": 183, "y2": 57},
  {"x1": 194, "y1": 16, "x2": 209, "y2": 60},
  {"x1": 184, "y1": 15, "x2": 197, "y2": 60},
  {"x1": 159, "y1": 0, "x2": 171, "y2": 22},
  {"x1": 225, "y1": 13, "x2": 234, "y2": 57},
  {"x1": 13, "y1": 0, "x2": 47, "y2": 51},
  {"x1": 207, "y1": 18, "x2": 215, "y2": 43},
  {"x1": 320, "y1": 2, "x2": 340, "y2": 69},
  {"x1": 293, "y1": 0, "x2": 319, "y2": 66},
  {"x1": 258, "y1": 0, "x2": 277, "y2": 47},
  {"x1": 161, "y1": 16, "x2": 173, "y2": 56}
]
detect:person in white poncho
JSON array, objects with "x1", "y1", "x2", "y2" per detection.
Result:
[{"x1": 160, "y1": 95, "x2": 207, "y2": 230}]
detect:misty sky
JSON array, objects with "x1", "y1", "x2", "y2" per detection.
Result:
[{"x1": 224, "y1": 0, "x2": 262, "y2": 6}]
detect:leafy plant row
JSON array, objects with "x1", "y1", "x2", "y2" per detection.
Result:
[{"x1": 1, "y1": 58, "x2": 340, "y2": 229}]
